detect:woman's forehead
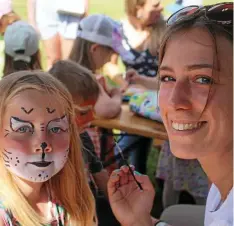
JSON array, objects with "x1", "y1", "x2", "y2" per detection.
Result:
[{"x1": 162, "y1": 27, "x2": 233, "y2": 73}]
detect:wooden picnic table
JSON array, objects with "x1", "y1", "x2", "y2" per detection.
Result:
[{"x1": 91, "y1": 103, "x2": 168, "y2": 140}]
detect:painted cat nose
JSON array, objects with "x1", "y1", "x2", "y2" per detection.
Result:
[
  {"x1": 35, "y1": 142, "x2": 52, "y2": 153},
  {"x1": 41, "y1": 142, "x2": 47, "y2": 150}
]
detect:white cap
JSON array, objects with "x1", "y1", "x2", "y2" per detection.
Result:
[
  {"x1": 4, "y1": 21, "x2": 39, "y2": 62},
  {"x1": 77, "y1": 14, "x2": 135, "y2": 63},
  {"x1": 0, "y1": 0, "x2": 12, "y2": 19}
]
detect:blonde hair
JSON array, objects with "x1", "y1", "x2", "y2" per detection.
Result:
[
  {"x1": 49, "y1": 60, "x2": 100, "y2": 104},
  {"x1": 69, "y1": 37, "x2": 95, "y2": 71},
  {"x1": 0, "y1": 71, "x2": 96, "y2": 226},
  {"x1": 147, "y1": 19, "x2": 166, "y2": 56},
  {"x1": 125, "y1": 0, "x2": 146, "y2": 17}
]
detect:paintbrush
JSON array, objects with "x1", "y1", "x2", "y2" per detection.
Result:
[{"x1": 115, "y1": 141, "x2": 143, "y2": 191}]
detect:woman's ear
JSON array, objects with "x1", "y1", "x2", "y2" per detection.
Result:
[{"x1": 90, "y1": 44, "x2": 100, "y2": 53}]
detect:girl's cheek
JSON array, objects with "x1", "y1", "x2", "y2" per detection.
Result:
[
  {"x1": 50, "y1": 134, "x2": 70, "y2": 152},
  {"x1": 3, "y1": 135, "x2": 31, "y2": 154}
]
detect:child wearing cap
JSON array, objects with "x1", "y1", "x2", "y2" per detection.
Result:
[
  {"x1": 69, "y1": 14, "x2": 130, "y2": 170},
  {"x1": 3, "y1": 20, "x2": 42, "y2": 76},
  {"x1": 0, "y1": 0, "x2": 20, "y2": 35}
]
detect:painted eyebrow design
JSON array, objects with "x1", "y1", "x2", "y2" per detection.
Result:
[
  {"x1": 10, "y1": 117, "x2": 34, "y2": 132},
  {"x1": 46, "y1": 108, "x2": 56, "y2": 114},
  {"x1": 21, "y1": 107, "x2": 34, "y2": 114},
  {"x1": 47, "y1": 115, "x2": 69, "y2": 131}
]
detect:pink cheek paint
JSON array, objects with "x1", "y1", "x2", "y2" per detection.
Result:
[{"x1": 3, "y1": 135, "x2": 31, "y2": 154}]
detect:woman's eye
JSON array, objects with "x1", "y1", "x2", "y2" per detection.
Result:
[
  {"x1": 195, "y1": 77, "x2": 213, "y2": 85},
  {"x1": 16, "y1": 126, "x2": 32, "y2": 133},
  {"x1": 160, "y1": 76, "x2": 175, "y2": 82},
  {"x1": 50, "y1": 127, "x2": 62, "y2": 134}
]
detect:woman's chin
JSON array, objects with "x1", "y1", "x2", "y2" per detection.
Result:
[{"x1": 170, "y1": 144, "x2": 199, "y2": 160}]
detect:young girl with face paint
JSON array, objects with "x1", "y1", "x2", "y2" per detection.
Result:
[{"x1": 0, "y1": 71, "x2": 96, "y2": 226}]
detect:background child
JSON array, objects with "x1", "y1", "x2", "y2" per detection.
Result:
[
  {"x1": 0, "y1": 70, "x2": 95, "y2": 226},
  {"x1": 49, "y1": 60, "x2": 120, "y2": 226},
  {"x1": 69, "y1": 14, "x2": 134, "y2": 119},
  {"x1": 3, "y1": 20, "x2": 42, "y2": 76}
]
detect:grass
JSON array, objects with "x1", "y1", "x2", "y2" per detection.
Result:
[{"x1": 12, "y1": 0, "x2": 226, "y2": 20}]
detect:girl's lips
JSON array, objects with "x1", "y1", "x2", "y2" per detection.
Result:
[{"x1": 28, "y1": 161, "x2": 52, "y2": 167}]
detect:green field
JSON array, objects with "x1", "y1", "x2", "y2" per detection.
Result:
[{"x1": 13, "y1": 0, "x2": 225, "y2": 20}]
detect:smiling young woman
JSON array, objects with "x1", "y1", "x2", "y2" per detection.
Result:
[{"x1": 107, "y1": 3, "x2": 233, "y2": 226}]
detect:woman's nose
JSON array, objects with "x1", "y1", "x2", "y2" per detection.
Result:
[{"x1": 168, "y1": 81, "x2": 192, "y2": 111}]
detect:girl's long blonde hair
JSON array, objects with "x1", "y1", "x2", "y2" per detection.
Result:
[{"x1": 0, "y1": 71, "x2": 96, "y2": 226}]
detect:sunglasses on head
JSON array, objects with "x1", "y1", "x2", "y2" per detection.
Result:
[{"x1": 167, "y1": 2, "x2": 233, "y2": 26}]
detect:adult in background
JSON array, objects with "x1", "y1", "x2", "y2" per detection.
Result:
[
  {"x1": 106, "y1": 0, "x2": 165, "y2": 79},
  {"x1": 108, "y1": 2, "x2": 233, "y2": 226},
  {"x1": 27, "y1": 0, "x2": 89, "y2": 69}
]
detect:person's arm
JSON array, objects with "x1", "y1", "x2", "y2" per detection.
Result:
[
  {"x1": 138, "y1": 76, "x2": 159, "y2": 90},
  {"x1": 0, "y1": 219, "x2": 4, "y2": 226},
  {"x1": 94, "y1": 84, "x2": 122, "y2": 119},
  {"x1": 126, "y1": 69, "x2": 159, "y2": 90},
  {"x1": 92, "y1": 169, "x2": 109, "y2": 197},
  {"x1": 84, "y1": 0, "x2": 89, "y2": 16},
  {"x1": 27, "y1": 0, "x2": 38, "y2": 31}
]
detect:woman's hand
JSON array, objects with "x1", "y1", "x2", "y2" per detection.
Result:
[{"x1": 108, "y1": 166, "x2": 155, "y2": 226}]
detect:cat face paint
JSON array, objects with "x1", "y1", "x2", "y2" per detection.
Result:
[
  {"x1": 3, "y1": 147, "x2": 69, "y2": 182},
  {"x1": 0, "y1": 90, "x2": 71, "y2": 183}
]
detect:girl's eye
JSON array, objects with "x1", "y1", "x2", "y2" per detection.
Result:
[
  {"x1": 50, "y1": 127, "x2": 62, "y2": 134},
  {"x1": 195, "y1": 77, "x2": 214, "y2": 85},
  {"x1": 16, "y1": 126, "x2": 32, "y2": 133},
  {"x1": 160, "y1": 76, "x2": 176, "y2": 82}
]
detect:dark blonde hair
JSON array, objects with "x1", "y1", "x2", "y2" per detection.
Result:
[
  {"x1": 147, "y1": 18, "x2": 166, "y2": 56},
  {"x1": 125, "y1": 0, "x2": 146, "y2": 17},
  {"x1": 0, "y1": 71, "x2": 96, "y2": 226},
  {"x1": 69, "y1": 38, "x2": 95, "y2": 71},
  {"x1": 159, "y1": 8, "x2": 233, "y2": 64},
  {"x1": 3, "y1": 51, "x2": 42, "y2": 77},
  {"x1": 49, "y1": 60, "x2": 100, "y2": 104}
]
